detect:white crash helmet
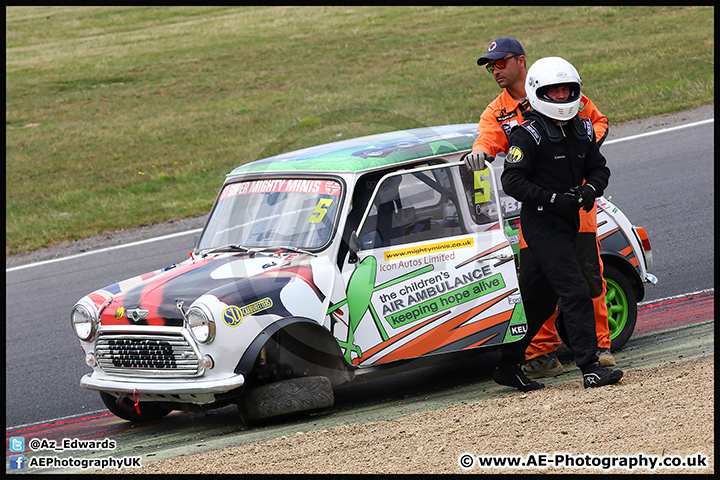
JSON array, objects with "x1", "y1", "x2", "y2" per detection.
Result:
[{"x1": 526, "y1": 57, "x2": 582, "y2": 121}]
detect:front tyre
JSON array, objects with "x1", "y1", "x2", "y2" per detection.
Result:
[
  {"x1": 243, "y1": 376, "x2": 334, "y2": 422},
  {"x1": 99, "y1": 392, "x2": 172, "y2": 422},
  {"x1": 603, "y1": 265, "x2": 637, "y2": 352}
]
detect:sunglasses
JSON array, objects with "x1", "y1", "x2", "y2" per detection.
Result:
[{"x1": 486, "y1": 53, "x2": 521, "y2": 73}]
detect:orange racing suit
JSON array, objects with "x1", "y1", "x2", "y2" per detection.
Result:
[{"x1": 473, "y1": 88, "x2": 611, "y2": 360}]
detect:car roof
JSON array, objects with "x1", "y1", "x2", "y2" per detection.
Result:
[{"x1": 229, "y1": 124, "x2": 478, "y2": 175}]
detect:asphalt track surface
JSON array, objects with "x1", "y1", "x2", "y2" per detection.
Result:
[{"x1": 5, "y1": 107, "x2": 714, "y2": 472}]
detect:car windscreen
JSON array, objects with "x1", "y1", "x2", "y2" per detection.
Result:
[{"x1": 198, "y1": 177, "x2": 344, "y2": 251}]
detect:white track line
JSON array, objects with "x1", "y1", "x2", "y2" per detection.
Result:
[
  {"x1": 6, "y1": 228, "x2": 202, "y2": 273},
  {"x1": 638, "y1": 288, "x2": 714, "y2": 306},
  {"x1": 6, "y1": 118, "x2": 714, "y2": 273},
  {"x1": 603, "y1": 118, "x2": 713, "y2": 145}
]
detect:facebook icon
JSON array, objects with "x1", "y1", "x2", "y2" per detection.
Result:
[{"x1": 10, "y1": 455, "x2": 25, "y2": 470}]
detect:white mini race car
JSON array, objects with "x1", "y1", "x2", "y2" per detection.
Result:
[{"x1": 71, "y1": 124, "x2": 656, "y2": 423}]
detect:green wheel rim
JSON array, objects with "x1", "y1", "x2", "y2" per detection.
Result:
[{"x1": 605, "y1": 277, "x2": 629, "y2": 341}]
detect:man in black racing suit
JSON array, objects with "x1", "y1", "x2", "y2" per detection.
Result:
[{"x1": 496, "y1": 56, "x2": 624, "y2": 391}]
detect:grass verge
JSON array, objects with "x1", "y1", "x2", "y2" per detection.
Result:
[{"x1": 6, "y1": 6, "x2": 714, "y2": 254}]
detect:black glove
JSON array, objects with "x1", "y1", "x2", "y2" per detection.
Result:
[
  {"x1": 547, "y1": 192, "x2": 580, "y2": 215},
  {"x1": 570, "y1": 184, "x2": 597, "y2": 213}
]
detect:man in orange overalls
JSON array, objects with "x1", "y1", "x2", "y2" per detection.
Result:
[{"x1": 463, "y1": 37, "x2": 615, "y2": 378}]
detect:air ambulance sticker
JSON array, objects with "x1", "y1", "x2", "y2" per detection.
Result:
[
  {"x1": 115, "y1": 306, "x2": 125, "y2": 320},
  {"x1": 507, "y1": 146, "x2": 524, "y2": 163}
]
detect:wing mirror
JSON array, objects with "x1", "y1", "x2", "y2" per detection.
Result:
[{"x1": 348, "y1": 231, "x2": 361, "y2": 264}]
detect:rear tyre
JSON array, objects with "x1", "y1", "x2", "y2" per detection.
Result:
[
  {"x1": 244, "y1": 376, "x2": 334, "y2": 422},
  {"x1": 603, "y1": 265, "x2": 637, "y2": 352},
  {"x1": 99, "y1": 391, "x2": 172, "y2": 422}
]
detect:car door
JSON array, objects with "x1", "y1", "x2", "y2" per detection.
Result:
[{"x1": 331, "y1": 162, "x2": 528, "y2": 366}]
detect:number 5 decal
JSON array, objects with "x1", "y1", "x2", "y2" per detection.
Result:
[
  {"x1": 473, "y1": 169, "x2": 491, "y2": 204},
  {"x1": 308, "y1": 198, "x2": 334, "y2": 223}
]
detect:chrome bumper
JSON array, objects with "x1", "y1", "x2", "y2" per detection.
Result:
[{"x1": 80, "y1": 373, "x2": 245, "y2": 395}]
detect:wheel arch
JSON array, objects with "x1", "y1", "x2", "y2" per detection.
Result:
[
  {"x1": 235, "y1": 316, "x2": 354, "y2": 388},
  {"x1": 600, "y1": 251, "x2": 645, "y2": 302}
]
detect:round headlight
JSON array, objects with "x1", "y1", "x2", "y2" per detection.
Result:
[
  {"x1": 71, "y1": 303, "x2": 97, "y2": 341},
  {"x1": 187, "y1": 306, "x2": 215, "y2": 344}
]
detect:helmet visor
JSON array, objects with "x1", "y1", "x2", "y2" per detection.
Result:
[{"x1": 536, "y1": 82, "x2": 581, "y2": 103}]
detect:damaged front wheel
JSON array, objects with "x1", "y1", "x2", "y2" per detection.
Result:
[{"x1": 242, "y1": 376, "x2": 334, "y2": 422}]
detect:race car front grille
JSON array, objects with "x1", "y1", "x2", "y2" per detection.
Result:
[{"x1": 95, "y1": 332, "x2": 201, "y2": 378}]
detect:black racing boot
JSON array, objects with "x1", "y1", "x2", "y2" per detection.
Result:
[
  {"x1": 494, "y1": 362, "x2": 545, "y2": 392},
  {"x1": 582, "y1": 361, "x2": 623, "y2": 388}
]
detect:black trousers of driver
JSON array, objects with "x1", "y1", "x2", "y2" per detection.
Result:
[{"x1": 500, "y1": 110, "x2": 611, "y2": 370}]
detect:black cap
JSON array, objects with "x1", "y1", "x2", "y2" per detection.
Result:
[{"x1": 477, "y1": 37, "x2": 525, "y2": 66}]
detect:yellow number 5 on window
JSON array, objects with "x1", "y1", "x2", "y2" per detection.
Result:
[
  {"x1": 473, "y1": 169, "x2": 491, "y2": 204},
  {"x1": 308, "y1": 198, "x2": 334, "y2": 223}
]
